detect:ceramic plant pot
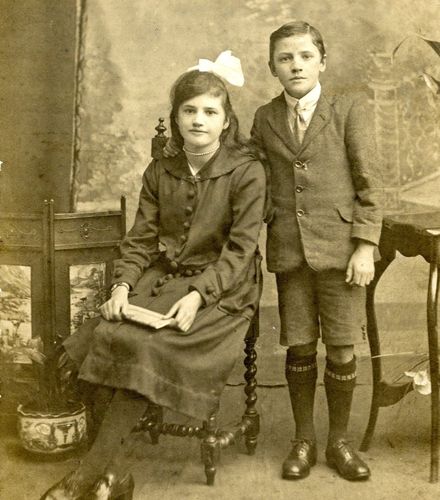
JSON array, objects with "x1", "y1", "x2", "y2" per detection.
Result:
[{"x1": 17, "y1": 400, "x2": 87, "y2": 454}]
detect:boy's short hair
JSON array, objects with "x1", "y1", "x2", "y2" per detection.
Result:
[{"x1": 269, "y1": 21, "x2": 326, "y2": 64}]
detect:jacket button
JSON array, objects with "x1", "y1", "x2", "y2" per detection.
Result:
[
  {"x1": 184, "y1": 269, "x2": 193, "y2": 277},
  {"x1": 296, "y1": 185, "x2": 304, "y2": 193},
  {"x1": 294, "y1": 160, "x2": 308, "y2": 170},
  {"x1": 183, "y1": 221, "x2": 191, "y2": 229},
  {"x1": 188, "y1": 190, "x2": 195, "y2": 199},
  {"x1": 170, "y1": 261, "x2": 179, "y2": 270},
  {"x1": 180, "y1": 235, "x2": 187, "y2": 243},
  {"x1": 297, "y1": 209, "x2": 305, "y2": 217},
  {"x1": 185, "y1": 206, "x2": 193, "y2": 215},
  {"x1": 206, "y1": 286, "x2": 215, "y2": 294}
]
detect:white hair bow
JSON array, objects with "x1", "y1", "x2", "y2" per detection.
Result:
[{"x1": 188, "y1": 50, "x2": 245, "y2": 87}]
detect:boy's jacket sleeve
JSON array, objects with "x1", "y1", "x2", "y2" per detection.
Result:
[{"x1": 345, "y1": 94, "x2": 383, "y2": 245}]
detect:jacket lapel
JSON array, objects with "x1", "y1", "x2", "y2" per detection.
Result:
[
  {"x1": 267, "y1": 94, "x2": 300, "y2": 155},
  {"x1": 299, "y1": 93, "x2": 333, "y2": 152}
]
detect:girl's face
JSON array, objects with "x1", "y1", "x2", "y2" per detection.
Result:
[
  {"x1": 270, "y1": 33, "x2": 326, "y2": 99},
  {"x1": 176, "y1": 93, "x2": 229, "y2": 152}
]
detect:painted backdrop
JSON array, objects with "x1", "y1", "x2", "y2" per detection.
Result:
[{"x1": 74, "y1": 0, "x2": 440, "y2": 221}]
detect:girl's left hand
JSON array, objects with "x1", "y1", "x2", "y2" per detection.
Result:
[
  {"x1": 346, "y1": 241, "x2": 375, "y2": 287},
  {"x1": 164, "y1": 291, "x2": 203, "y2": 333}
]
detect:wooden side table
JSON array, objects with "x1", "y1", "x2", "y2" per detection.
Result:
[{"x1": 360, "y1": 212, "x2": 440, "y2": 482}]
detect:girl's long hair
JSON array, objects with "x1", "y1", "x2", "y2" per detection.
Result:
[{"x1": 169, "y1": 70, "x2": 248, "y2": 152}]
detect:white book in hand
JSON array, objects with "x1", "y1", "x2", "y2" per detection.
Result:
[{"x1": 123, "y1": 304, "x2": 176, "y2": 329}]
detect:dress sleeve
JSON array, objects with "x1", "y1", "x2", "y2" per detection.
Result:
[
  {"x1": 345, "y1": 94, "x2": 384, "y2": 245},
  {"x1": 112, "y1": 161, "x2": 160, "y2": 290},
  {"x1": 189, "y1": 160, "x2": 266, "y2": 306}
]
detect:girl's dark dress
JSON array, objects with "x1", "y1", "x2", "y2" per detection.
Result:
[{"x1": 64, "y1": 147, "x2": 266, "y2": 420}]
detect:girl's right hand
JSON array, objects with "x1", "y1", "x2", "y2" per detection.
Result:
[
  {"x1": 164, "y1": 291, "x2": 203, "y2": 333},
  {"x1": 162, "y1": 138, "x2": 180, "y2": 158},
  {"x1": 99, "y1": 286, "x2": 129, "y2": 321}
]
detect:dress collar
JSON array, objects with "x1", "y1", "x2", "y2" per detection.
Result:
[{"x1": 161, "y1": 145, "x2": 252, "y2": 180}]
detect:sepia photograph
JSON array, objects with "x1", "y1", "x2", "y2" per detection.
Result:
[{"x1": 1, "y1": 1, "x2": 440, "y2": 498}]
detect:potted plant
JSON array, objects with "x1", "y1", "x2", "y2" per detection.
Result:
[{"x1": 0, "y1": 332, "x2": 87, "y2": 454}]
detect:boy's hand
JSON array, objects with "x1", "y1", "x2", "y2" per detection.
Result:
[
  {"x1": 164, "y1": 291, "x2": 203, "y2": 333},
  {"x1": 162, "y1": 138, "x2": 180, "y2": 158},
  {"x1": 99, "y1": 285, "x2": 129, "y2": 321},
  {"x1": 346, "y1": 241, "x2": 375, "y2": 287}
]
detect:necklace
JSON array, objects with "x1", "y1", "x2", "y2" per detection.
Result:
[{"x1": 183, "y1": 143, "x2": 220, "y2": 157}]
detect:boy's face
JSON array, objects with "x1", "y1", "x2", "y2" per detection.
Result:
[{"x1": 270, "y1": 34, "x2": 326, "y2": 99}]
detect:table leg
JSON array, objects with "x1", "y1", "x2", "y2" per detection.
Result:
[
  {"x1": 428, "y1": 261, "x2": 440, "y2": 483},
  {"x1": 360, "y1": 255, "x2": 394, "y2": 452}
]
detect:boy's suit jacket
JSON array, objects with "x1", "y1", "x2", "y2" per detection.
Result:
[{"x1": 251, "y1": 90, "x2": 383, "y2": 273}]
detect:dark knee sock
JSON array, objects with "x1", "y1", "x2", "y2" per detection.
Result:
[
  {"x1": 285, "y1": 350, "x2": 317, "y2": 441},
  {"x1": 324, "y1": 356, "x2": 356, "y2": 445},
  {"x1": 77, "y1": 389, "x2": 149, "y2": 483}
]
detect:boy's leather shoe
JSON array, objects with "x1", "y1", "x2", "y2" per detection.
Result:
[
  {"x1": 282, "y1": 439, "x2": 317, "y2": 480},
  {"x1": 325, "y1": 439, "x2": 370, "y2": 481}
]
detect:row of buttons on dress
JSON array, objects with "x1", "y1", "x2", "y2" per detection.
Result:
[
  {"x1": 294, "y1": 160, "x2": 308, "y2": 218},
  {"x1": 151, "y1": 268, "x2": 204, "y2": 296},
  {"x1": 176, "y1": 184, "x2": 197, "y2": 253},
  {"x1": 152, "y1": 180, "x2": 200, "y2": 296}
]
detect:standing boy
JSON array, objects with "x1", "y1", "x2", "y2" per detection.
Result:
[{"x1": 251, "y1": 21, "x2": 383, "y2": 481}]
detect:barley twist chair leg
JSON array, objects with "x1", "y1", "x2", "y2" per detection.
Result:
[
  {"x1": 243, "y1": 320, "x2": 259, "y2": 455},
  {"x1": 201, "y1": 413, "x2": 220, "y2": 485}
]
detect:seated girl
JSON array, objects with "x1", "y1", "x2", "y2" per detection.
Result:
[{"x1": 40, "y1": 52, "x2": 266, "y2": 500}]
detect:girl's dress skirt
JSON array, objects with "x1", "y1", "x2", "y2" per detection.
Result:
[{"x1": 64, "y1": 264, "x2": 250, "y2": 420}]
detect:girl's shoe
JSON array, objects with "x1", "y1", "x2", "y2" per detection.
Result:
[
  {"x1": 85, "y1": 472, "x2": 134, "y2": 500},
  {"x1": 39, "y1": 469, "x2": 90, "y2": 499}
]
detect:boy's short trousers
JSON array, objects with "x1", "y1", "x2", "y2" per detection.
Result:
[{"x1": 276, "y1": 265, "x2": 366, "y2": 346}]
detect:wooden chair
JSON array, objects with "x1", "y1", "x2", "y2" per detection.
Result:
[{"x1": 132, "y1": 119, "x2": 260, "y2": 485}]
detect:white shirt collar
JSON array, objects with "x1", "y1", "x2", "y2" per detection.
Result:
[{"x1": 284, "y1": 82, "x2": 321, "y2": 112}]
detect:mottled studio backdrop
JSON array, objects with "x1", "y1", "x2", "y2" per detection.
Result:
[{"x1": 74, "y1": 0, "x2": 440, "y2": 219}]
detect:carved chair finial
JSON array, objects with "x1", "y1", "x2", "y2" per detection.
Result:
[{"x1": 151, "y1": 117, "x2": 168, "y2": 160}]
